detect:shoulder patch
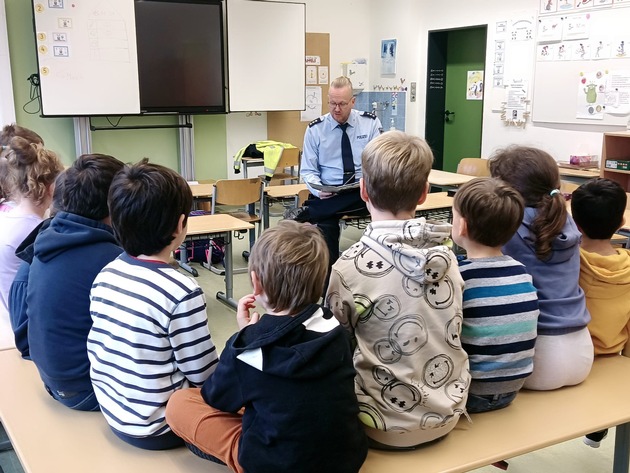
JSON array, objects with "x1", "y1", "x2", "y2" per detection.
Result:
[
  {"x1": 361, "y1": 111, "x2": 377, "y2": 120},
  {"x1": 309, "y1": 117, "x2": 323, "y2": 127}
]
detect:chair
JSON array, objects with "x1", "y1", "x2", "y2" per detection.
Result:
[
  {"x1": 264, "y1": 147, "x2": 301, "y2": 185},
  {"x1": 211, "y1": 177, "x2": 264, "y2": 272},
  {"x1": 456, "y1": 158, "x2": 490, "y2": 177}
]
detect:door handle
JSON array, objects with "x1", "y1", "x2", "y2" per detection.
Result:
[{"x1": 444, "y1": 110, "x2": 455, "y2": 123}]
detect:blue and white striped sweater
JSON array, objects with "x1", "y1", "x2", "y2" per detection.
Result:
[
  {"x1": 87, "y1": 253, "x2": 218, "y2": 438},
  {"x1": 459, "y1": 256, "x2": 539, "y2": 395}
]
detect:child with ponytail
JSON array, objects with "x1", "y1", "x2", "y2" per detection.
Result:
[{"x1": 489, "y1": 146, "x2": 593, "y2": 390}]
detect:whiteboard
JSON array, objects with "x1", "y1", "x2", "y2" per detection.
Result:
[
  {"x1": 227, "y1": 0, "x2": 305, "y2": 112},
  {"x1": 0, "y1": 0, "x2": 15, "y2": 125},
  {"x1": 532, "y1": 7, "x2": 630, "y2": 126},
  {"x1": 32, "y1": 0, "x2": 140, "y2": 116}
]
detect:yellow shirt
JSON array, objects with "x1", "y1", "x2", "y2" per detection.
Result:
[{"x1": 579, "y1": 247, "x2": 630, "y2": 355}]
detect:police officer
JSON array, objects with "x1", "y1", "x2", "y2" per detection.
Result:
[{"x1": 287, "y1": 76, "x2": 382, "y2": 282}]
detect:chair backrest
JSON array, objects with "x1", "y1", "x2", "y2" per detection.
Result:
[
  {"x1": 297, "y1": 188, "x2": 310, "y2": 207},
  {"x1": 211, "y1": 178, "x2": 263, "y2": 210},
  {"x1": 275, "y1": 147, "x2": 301, "y2": 171},
  {"x1": 457, "y1": 158, "x2": 490, "y2": 177},
  {"x1": 560, "y1": 180, "x2": 580, "y2": 194}
]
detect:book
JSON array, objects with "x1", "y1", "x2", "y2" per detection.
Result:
[{"x1": 310, "y1": 182, "x2": 360, "y2": 194}]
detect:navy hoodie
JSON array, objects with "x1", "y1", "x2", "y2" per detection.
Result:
[
  {"x1": 202, "y1": 304, "x2": 368, "y2": 473},
  {"x1": 27, "y1": 212, "x2": 122, "y2": 393}
]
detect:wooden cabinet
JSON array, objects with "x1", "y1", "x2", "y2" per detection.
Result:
[{"x1": 601, "y1": 132, "x2": 630, "y2": 192}]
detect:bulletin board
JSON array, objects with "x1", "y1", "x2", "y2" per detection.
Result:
[
  {"x1": 532, "y1": 7, "x2": 630, "y2": 126},
  {"x1": 267, "y1": 32, "x2": 330, "y2": 149}
]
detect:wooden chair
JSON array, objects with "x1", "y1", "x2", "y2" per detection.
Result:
[
  {"x1": 264, "y1": 147, "x2": 301, "y2": 185},
  {"x1": 211, "y1": 178, "x2": 264, "y2": 271},
  {"x1": 456, "y1": 158, "x2": 490, "y2": 177}
]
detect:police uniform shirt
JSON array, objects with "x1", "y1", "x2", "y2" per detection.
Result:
[{"x1": 301, "y1": 109, "x2": 382, "y2": 197}]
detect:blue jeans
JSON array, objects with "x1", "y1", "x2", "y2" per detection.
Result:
[
  {"x1": 111, "y1": 428, "x2": 184, "y2": 450},
  {"x1": 45, "y1": 386, "x2": 100, "y2": 412},
  {"x1": 466, "y1": 391, "x2": 517, "y2": 413}
]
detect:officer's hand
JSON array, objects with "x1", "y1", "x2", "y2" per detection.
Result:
[{"x1": 319, "y1": 191, "x2": 334, "y2": 199}]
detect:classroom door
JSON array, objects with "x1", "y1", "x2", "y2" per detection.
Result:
[{"x1": 425, "y1": 26, "x2": 487, "y2": 172}]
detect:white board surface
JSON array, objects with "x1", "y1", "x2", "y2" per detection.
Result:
[
  {"x1": 227, "y1": 0, "x2": 305, "y2": 112},
  {"x1": 532, "y1": 7, "x2": 630, "y2": 126},
  {"x1": 32, "y1": 0, "x2": 140, "y2": 116}
]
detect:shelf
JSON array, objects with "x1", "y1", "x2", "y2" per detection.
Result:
[{"x1": 601, "y1": 133, "x2": 630, "y2": 192}]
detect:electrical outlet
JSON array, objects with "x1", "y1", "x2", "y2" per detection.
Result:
[{"x1": 410, "y1": 82, "x2": 417, "y2": 102}]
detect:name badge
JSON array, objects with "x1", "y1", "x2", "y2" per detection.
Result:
[{"x1": 357, "y1": 134, "x2": 368, "y2": 139}]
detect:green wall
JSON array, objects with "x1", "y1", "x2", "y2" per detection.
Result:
[{"x1": 5, "y1": 0, "x2": 227, "y2": 179}]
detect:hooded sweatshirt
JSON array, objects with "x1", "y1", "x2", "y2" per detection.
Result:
[
  {"x1": 27, "y1": 211, "x2": 122, "y2": 393},
  {"x1": 9, "y1": 218, "x2": 51, "y2": 359},
  {"x1": 579, "y1": 247, "x2": 630, "y2": 355},
  {"x1": 503, "y1": 207, "x2": 590, "y2": 335},
  {"x1": 201, "y1": 304, "x2": 367, "y2": 473},
  {"x1": 327, "y1": 218, "x2": 470, "y2": 448}
]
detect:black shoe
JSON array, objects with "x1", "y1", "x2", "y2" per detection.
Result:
[
  {"x1": 185, "y1": 442, "x2": 227, "y2": 465},
  {"x1": 283, "y1": 206, "x2": 310, "y2": 222},
  {"x1": 584, "y1": 429, "x2": 608, "y2": 448}
]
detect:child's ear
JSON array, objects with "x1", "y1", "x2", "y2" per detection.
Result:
[
  {"x1": 458, "y1": 217, "x2": 469, "y2": 238},
  {"x1": 359, "y1": 177, "x2": 369, "y2": 203},
  {"x1": 417, "y1": 182, "x2": 430, "y2": 205},
  {"x1": 174, "y1": 214, "x2": 186, "y2": 236},
  {"x1": 250, "y1": 271, "x2": 263, "y2": 296}
]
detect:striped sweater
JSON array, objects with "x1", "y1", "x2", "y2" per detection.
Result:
[
  {"x1": 87, "y1": 253, "x2": 219, "y2": 439},
  {"x1": 459, "y1": 256, "x2": 539, "y2": 396}
]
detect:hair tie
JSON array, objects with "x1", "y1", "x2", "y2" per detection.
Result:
[{"x1": 549, "y1": 189, "x2": 560, "y2": 196}]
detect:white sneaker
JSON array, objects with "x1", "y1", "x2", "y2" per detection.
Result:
[{"x1": 583, "y1": 430, "x2": 608, "y2": 448}]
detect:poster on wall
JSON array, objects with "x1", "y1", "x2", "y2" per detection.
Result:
[
  {"x1": 301, "y1": 86, "x2": 322, "y2": 122},
  {"x1": 380, "y1": 39, "x2": 397, "y2": 75},
  {"x1": 576, "y1": 70, "x2": 607, "y2": 119},
  {"x1": 466, "y1": 70, "x2": 484, "y2": 100}
]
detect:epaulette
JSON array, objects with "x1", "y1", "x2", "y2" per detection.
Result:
[
  {"x1": 361, "y1": 111, "x2": 377, "y2": 120},
  {"x1": 308, "y1": 117, "x2": 323, "y2": 127}
]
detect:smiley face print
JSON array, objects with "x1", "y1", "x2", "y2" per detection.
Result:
[
  {"x1": 423, "y1": 354, "x2": 455, "y2": 389},
  {"x1": 373, "y1": 365, "x2": 425, "y2": 413},
  {"x1": 354, "y1": 247, "x2": 394, "y2": 278},
  {"x1": 373, "y1": 315, "x2": 428, "y2": 364}
]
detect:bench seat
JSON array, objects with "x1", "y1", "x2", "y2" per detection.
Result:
[{"x1": 1, "y1": 349, "x2": 629, "y2": 473}]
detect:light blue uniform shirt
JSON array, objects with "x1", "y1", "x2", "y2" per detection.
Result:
[{"x1": 301, "y1": 109, "x2": 382, "y2": 197}]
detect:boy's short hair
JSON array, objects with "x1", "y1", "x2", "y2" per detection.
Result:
[
  {"x1": 61, "y1": 154, "x2": 124, "y2": 221},
  {"x1": 108, "y1": 159, "x2": 192, "y2": 257},
  {"x1": 361, "y1": 131, "x2": 434, "y2": 213},
  {"x1": 454, "y1": 177, "x2": 524, "y2": 248},
  {"x1": 571, "y1": 178, "x2": 627, "y2": 240},
  {"x1": 249, "y1": 220, "x2": 328, "y2": 314}
]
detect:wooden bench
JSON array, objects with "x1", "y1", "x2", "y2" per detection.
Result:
[{"x1": 1, "y1": 349, "x2": 630, "y2": 473}]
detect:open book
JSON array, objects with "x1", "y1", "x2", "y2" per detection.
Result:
[{"x1": 310, "y1": 182, "x2": 360, "y2": 194}]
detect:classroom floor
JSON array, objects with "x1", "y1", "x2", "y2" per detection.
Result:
[{"x1": 0, "y1": 207, "x2": 618, "y2": 473}]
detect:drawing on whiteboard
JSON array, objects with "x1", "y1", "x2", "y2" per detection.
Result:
[
  {"x1": 53, "y1": 46, "x2": 69, "y2": 57},
  {"x1": 577, "y1": 71, "x2": 607, "y2": 119},
  {"x1": 49, "y1": 0, "x2": 64, "y2": 8},
  {"x1": 52, "y1": 33, "x2": 68, "y2": 42},
  {"x1": 58, "y1": 18, "x2": 72, "y2": 28},
  {"x1": 88, "y1": 2, "x2": 131, "y2": 62},
  {"x1": 616, "y1": 40, "x2": 627, "y2": 58}
]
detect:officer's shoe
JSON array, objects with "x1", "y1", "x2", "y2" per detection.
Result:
[{"x1": 283, "y1": 206, "x2": 310, "y2": 222}]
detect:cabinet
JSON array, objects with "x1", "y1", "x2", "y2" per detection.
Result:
[{"x1": 601, "y1": 132, "x2": 630, "y2": 192}]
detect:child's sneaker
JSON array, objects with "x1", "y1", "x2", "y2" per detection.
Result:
[{"x1": 583, "y1": 429, "x2": 608, "y2": 448}]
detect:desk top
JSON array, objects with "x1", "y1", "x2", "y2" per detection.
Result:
[
  {"x1": 558, "y1": 166, "x2": 600, "y2": 179},
  {"x1": 187, "y1": 214, "x2": 253, "y2": 236},
  {"x1": 265, "y1": 183, "x2": 307, "y2": 198},
  {"x1": 428, "y1": 169, "x2": 475, "y2": 187},
  {"x1": 361, "y1": 355, "x2": 630, "y2": 473},
  {"x1": 189, "y1": 183, "x2": 215, "y2": 198},
  {"x1": 417, "y1": 192, "x2": 453, "y2": 211}
]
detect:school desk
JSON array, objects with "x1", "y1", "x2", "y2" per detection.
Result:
[{"x1": 181, "y1": 214, "x2": 254, "y2": 309}]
